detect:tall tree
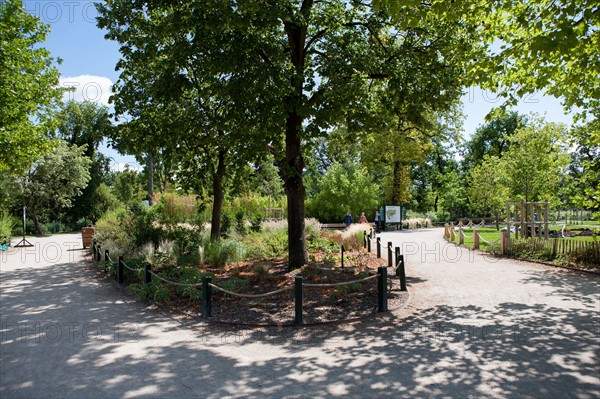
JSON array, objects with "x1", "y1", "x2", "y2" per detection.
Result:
[
  {"x1": 502, "y1": 120, "x2": 570, "y2": 204},
  {"x1": 0, "y1": 0, "x2": 63, "y2": 174},
  {"x1": 53, "y1": 100, "x2": 113, "y2": 223},
  {"x1": 98, "y1": 0, "x2": 475, "y2": 267},
  {"x1": 468, "y1": 155, "x2": 509, "y2": 229},
  {"x1": 462, "y1": 112, "x2": 527, "y2": 172}
]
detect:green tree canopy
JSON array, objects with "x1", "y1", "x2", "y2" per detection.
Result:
[
  {"x1": 21, "y1": 140, "x2": 91, "y2": 235},
  {"x1": 0, "y1": 0, "x2": 63, "y2": 174},
  {"x1": 307, "y1": 162, "x2": 379, "y2": 223},
  {"x1": 502, "y1": 119, "x2": 570, "y2": 204}
]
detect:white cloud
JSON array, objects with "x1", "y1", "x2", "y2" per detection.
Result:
[{"x1": 59, "y1": 75, "x2": 113, "y2": 106}]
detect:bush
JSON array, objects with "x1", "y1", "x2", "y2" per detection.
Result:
[
  {"x1": 205, "y1": 239, "x2": 244, "y2": 267},
  {"x1": 0, "y1": 211, "x2": 15, "y2": 245},
  {"x1": 155, "y1": 193, "x2": 197, "y2": 226}
]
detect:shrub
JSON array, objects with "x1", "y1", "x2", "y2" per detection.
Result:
[
  {"x1": 218, "y1": 276, "x2": 249, "y2": 292},
  {"x1": 250, "y1": 216, "x2": 262, "y2": 233},
  {"x1": 0, "y1": 211, "x2": 15, "y2": 246},
  {"x1": 205, "y1": 239, "x2": 244, "y2": 267},
  {"x1": 235, "y1": 210, "x2": 246, "y2": 235},
  {"x1": 155, "y1": 192, "x2": 197, "y2": 226},
  {"x1": 95, "y1": 210, "x2": 135, "y2": 256}
]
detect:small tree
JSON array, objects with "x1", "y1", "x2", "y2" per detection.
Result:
[
  {"x1": 468, "y1": 155, "x2": 509, "y2": 230},
  {"x1": 503, "y1": 120, "x2": 570, "y2": 204},
  {"x1": 112, "y1": 167, "x2": 145, "y2": 211},
  {"x1": 21, "y1": 141, "x2": 91, "y2": 235},
  {"x1": 307, "y1": 162, "x2": 379, "y2": 223}
]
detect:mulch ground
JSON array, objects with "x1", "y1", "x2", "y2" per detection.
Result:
[{"x1": 171, "y1": 250, "x2": 409, "y2": 325}]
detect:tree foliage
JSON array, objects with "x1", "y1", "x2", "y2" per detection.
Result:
[
  {"x1": 307, "y1": 162, "x2": 379, "y2": 223},
  {"x1": 468, "y1": 155, "x2": 509, "y2": 227},
  {"x1": 21, "y1": 141, "x2": 91, "y2": 235},
  {"x1": 502, "y1": 120, "x2": 570, "y2": 204},
  {"x1": 97, "y1": 0, "x2": 478, "y2": 267},
  {"x1": 377, "y1": 0, "x2": 599, "y2": 118},
  {"x1": 53, "y1": 101, "x2": 113, "y2": 223},
  {"x1": 0, "y1": 0, "x2": 63, "y2": 174},
  {"x1": 462, "y1": 112, "x2": 527, "y2": 171}
]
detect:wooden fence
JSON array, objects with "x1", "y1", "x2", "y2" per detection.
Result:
[{"x1": 506, "y1": 236, "x2": 600, "y2": 264}]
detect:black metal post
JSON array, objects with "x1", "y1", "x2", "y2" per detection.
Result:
[
  {"x1": 367, "y1": 235, "x2": 371, "y2": 253},
  {"x1": 104, "y1": 249, "x2": 109, "y2": 273},
  {"x1": 387, "y1": 242, "x2": 392, "y2": 268},
  {"x1": 395, "y1": 246, "x2": 400, "y2": 267},
  {"x1": 117, "y1": 256, "x2": 124, "y2": 285},
  {"x1": 96, "y1": 245, "x2": 101, "y2": 262},
  {"x1": 377, "y1": 266, "x2": 388, "y2": 312},
  {"x1": 202, "y1": 276, "x2": 212, "y2": 318},
  {"x1": 144, "y1": 263, "x2": 152, "y2": 285},
  {"x1": 396, "y1": 255, "x2": 407, "y2": 291},
  {"x1": 363, "y1": 231, "x2": 367, "y2": 249},
  {"x1": 294, "y1": 275, "x2": 303, "y2": 324},
  {"x1": 341, "y1": 245, "x2": 345, "y2": 268},
  {"x1": 92, "y1": 240, "x2": 96, "y2": 259},
  {"x1": 377, "y1": 237, "x2": 381, "y2": 258}
]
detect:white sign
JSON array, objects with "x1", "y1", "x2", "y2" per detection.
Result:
[{"x1": 385, "y1": 206, "x2": 401, "y2": 223}]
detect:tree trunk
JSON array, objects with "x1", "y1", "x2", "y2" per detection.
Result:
[
  {"x1": 282, "y1": 11, "x2": 310, "y2": 269},
  {"x1": 147, "y1": 152, "x2": 154, "y2": 205},
  {"x1": 29, "y1": 206, "x2": 43, "y2": 236},
  {"x1": 391, "y1": 160, "x2": 400, "y2": 204},
  {"x1": 495, "y1": 211, "x2": 500, "y2": 231},
  {"x1": 283, "y1": 115, "x2": 307, "y2": 269},
  {"x1": 210, "y1": 150, "x2": 226, "y2": 241}
]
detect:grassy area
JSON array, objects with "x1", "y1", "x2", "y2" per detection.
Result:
[{"x1": 449, "y1": 226, "x2": 598, "y2": 249}]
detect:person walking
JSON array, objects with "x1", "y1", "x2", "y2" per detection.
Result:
[
  {"x1": 375, "y1": 211, "x2": 382, "y2": 233},
  {"x1": 359, "y1": 212, "x2": 368, "y2": 223},
  {"x1": 343, "y1": 211, "x2": 353, "y2": 228}
]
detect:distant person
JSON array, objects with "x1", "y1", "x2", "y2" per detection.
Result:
[
  {"x1": 359, "y1": 212, "x2": 368, "y2": 223},
  {"x1": 343, "y1": 211, "x2": 353, "y2": 227},
  {"x1": 375, "y1": 211, "x2": 382, "y2": 233}
]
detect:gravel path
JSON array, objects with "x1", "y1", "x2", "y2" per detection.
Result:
[{"x1": 1, "y1": 229, "x2": 598, "y2": 398}]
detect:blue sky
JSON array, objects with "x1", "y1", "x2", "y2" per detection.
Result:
[{"x1": 24, "y1": 0, "x2": 575, "y2": 168}]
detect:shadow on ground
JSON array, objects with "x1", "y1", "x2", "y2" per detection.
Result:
[{"x1": 1, "y1": 254, "x2": 598, "y2": 398}]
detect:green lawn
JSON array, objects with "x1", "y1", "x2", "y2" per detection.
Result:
[{"x1": 449, "y1": 225, "x2": 597, "y2": 249}]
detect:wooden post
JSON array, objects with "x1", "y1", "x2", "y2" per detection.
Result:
[
  {"x1": 449, "y1": 223, "x2": 455, "y2": 242},
  {"x1": 473, "y1": 230, "x2": 480, "y2": 250},
  {"x1": 444, "y1": 223, "x2": 449, "y2": 238},
  {"x1": 459, "y1": 227, "x2": 464, "y2": 245},
  {"x1": 501, "y1": 231, "x2": 510, "y2": 256}
]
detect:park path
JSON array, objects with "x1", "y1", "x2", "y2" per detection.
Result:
[{"x1": 0, "y1": 229, "x2": 598, "y2": 399}]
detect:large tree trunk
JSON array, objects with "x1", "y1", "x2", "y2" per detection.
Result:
[
  {"x1": 283, "y1": 115, "x2": 307, "y2": 269},
  {"x1": 147, "y1": 152, "x2": 154, "y2": 205},
  {"x1": 210, "y1": 150, "x2": 226, "y2": 241},
  {"x1": 282, "y1": 9, "x2": 310, "y2": 269}
]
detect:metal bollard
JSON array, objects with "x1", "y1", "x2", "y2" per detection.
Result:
[
  {"x1": 363, "y1": 231, "x2": 367, "y2": 249},
  {"x1": 387, "y1": 242, "x2": 392, "y2": 268},
  {"x1": 377, "y1": 237, "x2": 381, "y2": 258},
  {"x1": 118, "y1": 256, "x2": 124, "y2": 285},
  {"x1": 341, "y1": 245, "x2": 345, "y2": 268},
  {"x1": 295, "y1": 275, "x2": 303, "y2": 324},
  {"x1": 96, "y1": 245, "x2": 101, "y2": 262},
  {"x1": 396, "y1": 254, "x2": 407, "y2": 291},
  {"x1": 377, "y1": 266, "x2": 388, "y2": 312},
  {"x1": 202, "y1": 276, "x2": 212, "y2": 318},
  {"x1": 367, "y1": 235, "x2": 371, "y2": 253},
  {"x1": 144, "y1": 263, "x2": 152, "y2": 285}
]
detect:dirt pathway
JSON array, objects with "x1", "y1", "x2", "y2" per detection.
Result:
[{"x1": 1, "y1": 230, "x2": 598, "y2": 398}]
